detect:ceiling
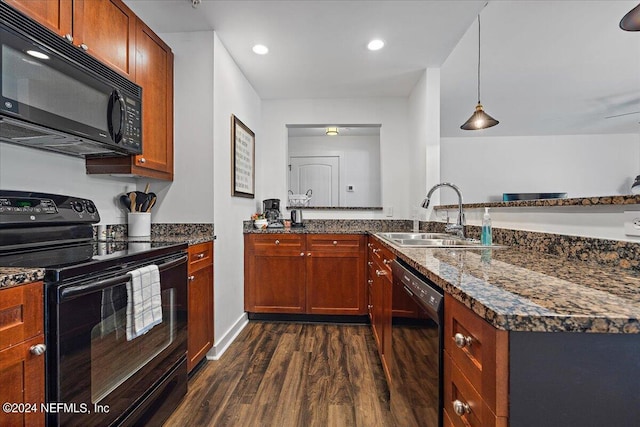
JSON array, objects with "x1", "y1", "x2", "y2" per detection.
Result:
[{"x1": 124, "y1": 0, "x2": 640, "y2": 137}]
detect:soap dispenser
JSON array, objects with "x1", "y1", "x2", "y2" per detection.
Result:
[{"x1": 481, "y1": 207, "x2": 492, "y2": 246}]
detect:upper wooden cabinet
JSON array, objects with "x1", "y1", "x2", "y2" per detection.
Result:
[
  {"x1": 72, "y1": 0, "x2": 136, "y2": 79},
  {"x1": 6, "y1": 0, "x2": 136, "y2": 79},
  {"x1": 4, "y1": 0, "x2": 72, "y2": 40},
  {"x1": 85, "y1": 11, "x2": 174, "y2": 180}
]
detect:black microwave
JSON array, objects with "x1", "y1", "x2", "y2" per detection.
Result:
[{"x1": 0, "y1": 2, "x2": 142, "y2": 158}]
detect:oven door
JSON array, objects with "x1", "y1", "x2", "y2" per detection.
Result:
[{"x1": 46, "y1": 253, "x2": 187, "y2": 426}]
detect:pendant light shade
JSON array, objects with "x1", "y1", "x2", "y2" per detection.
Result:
[
  {"x1": 461, "y1": 103, "x2": 499, "y2": 130},
  {"x1": 461, "y1": 14, "x2": 499, "y2": 130},
  {"x1": 620, "y1": 3, "x2": 640, "y2": 31}
]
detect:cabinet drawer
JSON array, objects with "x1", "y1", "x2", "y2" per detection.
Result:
[
  {"x1": 444, "y1": 296, "x2": 508, "y2": 417},
  {"x1": 307, "y1": 234, "x2": 363, "y2": 252},
  {"x1": 444, "y1": 353, "x2": 505, "y2": 427},
  {"x1": 250, "y1": 234, "x2": 305, "y2": 255},
  {"x1": 188, "y1": 241, "x2": 213, "y2": 273},
  {"x1": 367, "y1": 238, "x2": 394, "y2": 273},
  {"x1": 0, "y1": 282, "x2": 43, "y2": 351}
]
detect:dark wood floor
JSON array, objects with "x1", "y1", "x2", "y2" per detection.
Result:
[{"x1": 165, "y1": 320, "x2": 438, "y2": 427}]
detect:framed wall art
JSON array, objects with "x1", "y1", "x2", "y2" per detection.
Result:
[{"x1": 231, "y1": 114, "x2": 255, "y2": 198}]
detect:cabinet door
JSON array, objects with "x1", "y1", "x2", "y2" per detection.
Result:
[
  {"x1": 305, "y1": 235, "x2": 365, "y2": 315},
  {"x1": 0, "y1": 335, "x2": 46, "y2": 427},
  {"x1": 5, "y1": 0, "x2": 72, "y2": 37},
  {"x1": 132, "y1": 19, "x2": 174, "y2": 179},
  {"x1": 187, "y1": 264, "x2": 213, "y2": 372},
  {"x1": 244, "y1": 234, "x2": 306, "y2": 314},
  {"x1": 72, "y1": 0, "x2": 136, "y2": 79}
]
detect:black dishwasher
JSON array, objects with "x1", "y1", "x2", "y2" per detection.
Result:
[{"x1": 390, "y1": 259, "x2": 443, "y2": 427}]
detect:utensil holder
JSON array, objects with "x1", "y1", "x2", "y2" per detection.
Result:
[{"x1": 128, "y1": 212, "x2": 151, "y2": 237}]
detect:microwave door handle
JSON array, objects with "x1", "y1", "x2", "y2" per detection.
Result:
[
  {"x1": 59, "y1": 255, "x2": 187, "y2": 301},
  {"x1": 107, "y1": 89, "x2": 125, "y2": 143}
]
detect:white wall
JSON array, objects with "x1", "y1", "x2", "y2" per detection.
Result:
[
  {"x1": 288, "y1": 135, "x2": 381, "y2": 207},
  {"x1": 440, "y1": 133, "x2": 640, "y2": 205},
  {"x1": 211, "y1": 33, "x2": 261, "y2": 356},
  {"x1": 261, "y1": 98, "x2": 410, "y2": 219}
]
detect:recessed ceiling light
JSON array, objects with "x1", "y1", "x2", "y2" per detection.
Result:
[
  {"x1": 367, "y1": 39, "x2": 384, "y2": 51},
  {"x1": 26, "y1": 50, "x2": 49, "y2": 60},
  {"x1": 252, "y1": 44, "x2": 269, "y2": 55}
]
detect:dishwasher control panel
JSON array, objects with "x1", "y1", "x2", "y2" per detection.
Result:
[{"x1": 391, "y1": 259, "x2": 443, "y2": 320}]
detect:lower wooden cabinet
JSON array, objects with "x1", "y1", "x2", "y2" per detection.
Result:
[
  {"x1": 443, "y1": 295, "x2": 508, "y2": 426},
  {"x1": 244, "y1": 233, "x2": 366, "y2": 315},
  {"x1": 187, "y1": 242, "x2": 214, "y2": 372},
  {"x1": 0, "y1": 282, "x2": 45, "y2": 427}
]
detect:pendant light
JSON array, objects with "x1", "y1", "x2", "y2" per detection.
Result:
[
  {"x1": 620, "y1": 3, "x2": 640, "y2": 31},
  {"x1": 461, "y1": 14, "x2": 499, "y2": 130}
]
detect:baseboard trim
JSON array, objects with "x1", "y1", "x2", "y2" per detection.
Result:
[{"x1": 207, "y1": 312, "x2": 249, "y2": 360}]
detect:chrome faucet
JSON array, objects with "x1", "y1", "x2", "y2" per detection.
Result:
[{"x1": 421, "y1": 182, "x2": 465, "y2": 238}]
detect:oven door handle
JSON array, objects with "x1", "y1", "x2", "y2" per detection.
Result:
[{"x1": 59, "y1": 254, "x2": 188, "y2": 301}]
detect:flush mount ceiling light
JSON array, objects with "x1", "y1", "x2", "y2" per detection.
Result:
[
  {"x1": 367, "y1": 39, "x2": 385, "y2": 51},
  {"x1": 620, "y1": 3, "x2": 640, "y2": 31},
  {"x1": 325, "y1": 127, "x2": 339, "y2": 136},
  {"x1": 460, "y1": 14, "x2": 499, "y2": 131},
  {"x1": 26, "y1": 50, "x2": 49, "y2": 60},
  {"x1": 252, "y1": 44, "x2": 269, "y2": 55}
]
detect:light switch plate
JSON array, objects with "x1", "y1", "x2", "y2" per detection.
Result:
[{"x1": 624, "y1": 211, "x2": 640, "y2": 237}]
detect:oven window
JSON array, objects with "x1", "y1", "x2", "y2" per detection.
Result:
[{"x1": 90, "y1": 286, "x2": 175, "y2": 403}]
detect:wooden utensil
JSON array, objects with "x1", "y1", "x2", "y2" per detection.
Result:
[
  {"x1": 145, "y1": 196, "x2": 157, "y2": 212},
  {"x1": 129, "y1": 192, "x2": 137, "y2": 212}
]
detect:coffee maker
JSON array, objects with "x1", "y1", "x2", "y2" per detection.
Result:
[{"x1": 262, "y1": 199, "x2": 282, "y2": 226}]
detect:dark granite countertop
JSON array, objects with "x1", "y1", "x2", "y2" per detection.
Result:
[
  {"x1": 373, "y1": 235, "x2": 640, "y2": 334},
  {"x1": 0, "y1": 267, "x2": 45, "y2": 290},
  {"x1": 243, "y1": 219, "x2": 412, "y2": 234},
  {"x1": 435, "y1": 194, "x2": 640, "y2": 210}
]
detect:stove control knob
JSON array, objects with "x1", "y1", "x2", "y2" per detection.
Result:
[
  {"x1": 30, "y1": 343, "x2": 46, "y2": 356},
  {"x1": 85, "y1": 201, "x2": 96, "y2": 214},
  {"x1": 71, "y1": 201, "x2": 84, "y2": 212}
]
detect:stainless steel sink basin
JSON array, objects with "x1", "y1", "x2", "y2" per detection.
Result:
[{"x1": 375, "y1": 232, "x2": 493, "y2": 248}]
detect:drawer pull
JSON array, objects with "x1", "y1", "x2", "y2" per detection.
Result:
[
  {"x1": 383, "y1": 259, "x2": 391, "y2": 265},
  {"x1": 196, "y1": 253, "x2": 205, "y2": 259},
  {"x1": 300, "y1": 252, "x2": 305, "y2": 256},
  {"x1": 454, "y1": 333, "x2": 473, "y2": 349},
  {"x1": 452, "y1": 399, "x2": 471, "y2": 416},
  {"x1": 307, "y1": 252, "x2": 312, "y2": 257},
  {"x1": 368, "y1": 279, "x2": 373, "y2": 285},
  {"x1": 367, "y1": 243, "x2": 372, "y2": 248},
  {"x1": 188, "y1": 275, "x2": 195, "y2": 281},
  {"x1": 275, "y1": 240, "x2": 280, "y2": 245},
  {"x1": 372, "y1": 248, "x2": 380, "y2": 254},
  {"x1": 367, "y1": 261, "x2": 373, "y2": 267},
  {"x1": 375, "y1": 270, "x2": 387, "y2": 277},
  {"x1": 332, "y1": 240, "x2": 338, "y2": 245},
  {"x1": 30, "y1": 344, "x2": 46, "y2": 356},
  {"x1": 368, "y1": 304, "x2": 373, "y2": 309}
]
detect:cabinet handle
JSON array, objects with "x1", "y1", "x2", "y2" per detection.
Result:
[
  {"x1": 367, "y1": 243, "x2": 372, "y2": 248},
  {"x1": 300, "y1": 252, "x2": 305, "y2": 256},
  {"x1": 332, "y1": 240, "x2": 338, "y2": 245},
  {"x1": 30, "y1": 344, "x2": 46, "y2": 356},
  {"x1": 367, "y1": 279, "x2": 373, "y2": 285},
  {"x1": 275, "y1": 240, "x2": 280, "y2": 245},
  {"x1": 307, "y1": 252, "x2": 312, "y2": 256},
  {"x1": 64, "y1": 34, "x2": 73, "y2": 42},
  {"x1": 454, "y1": 332, "x2": 473, "y2": 349},
  {"x1": 138, "y1": 157, "x2": 146, "y2": 164},
  {"x1": 78, "y1": 43, "x2": 88, "y2": 51},
  {"x1": 383, "y1": 259, "x2": 391, "y2": 265},
  {"x1": 188, "y1": 275, "x2": 195, "y2": 281},
  {"x1": 373, "y1": 248, "x2": 380, "y2": 254},
  {"x1": 375, "y1": 270, "x2": 387, "y2": 277},
  {"x1": 197, "y1": 253, "x2": 205, "y2": 259},
  {"x1": 368, "y1": 304, "x2": 373, "y2": 309},
  {"x1": 367, "y1": 261, "x2": 373, "y2": 267},
  {"x1": 452, "y1": 399, "x2": 471, "y2": 416}
]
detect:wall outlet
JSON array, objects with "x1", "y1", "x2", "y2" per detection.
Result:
[
  {"x1": 347, "y1": 185, "x2": 354, "y2": 192},
  {"x1": 624, "y1": 211, "x2": 640, "y2": 237}
]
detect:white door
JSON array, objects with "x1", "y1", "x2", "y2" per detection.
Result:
[{"x1": 289, "y1": 156, "x2": 340, "y2": 207}]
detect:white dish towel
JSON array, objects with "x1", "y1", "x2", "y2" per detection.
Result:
[{"x1": 126, "y1": 264, "x2": 163, "y2": 341}]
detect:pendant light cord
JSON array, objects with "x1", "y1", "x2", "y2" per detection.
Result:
[{"x1": 477, "y1": 15, "x2": 481, "y2": 103}]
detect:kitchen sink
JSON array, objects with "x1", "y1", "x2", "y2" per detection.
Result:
[{"x1": 375, "y1": 232, "x2": 497, "y2": 248}]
